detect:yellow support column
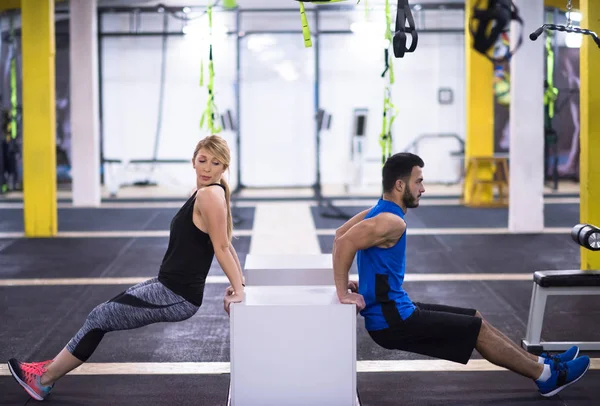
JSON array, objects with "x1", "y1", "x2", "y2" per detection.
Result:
[
  {"x1": 21, "y1": 0, "x2": 57, "y2": 237},
  {"x1": 0, "y1": 0, "x2": 21, "y2": 12},
  {"x1": 463, "y1": 0, "x2": 495, "y2": 206},
  {"x1": 580, "y1": 0, "x2": 600, "y2": 269}
]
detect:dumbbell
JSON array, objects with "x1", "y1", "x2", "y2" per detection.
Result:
[{"x1": 571, "y1": 224, "x2": 600, "y2": 251}]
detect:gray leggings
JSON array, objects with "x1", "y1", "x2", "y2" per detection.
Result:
[{"x1": 66, "y1": 278, "x2": 199, "y2": 362}]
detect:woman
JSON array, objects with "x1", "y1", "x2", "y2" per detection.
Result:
[{"x1": 7, "y1": 135, "x2": 245, "y2": 401}]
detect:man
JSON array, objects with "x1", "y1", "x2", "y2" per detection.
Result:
[{"x1": 332, "y1": 152, "x2": 590, "y2": 398}]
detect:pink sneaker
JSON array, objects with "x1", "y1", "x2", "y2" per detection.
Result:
[{"x1": 7, "y1": 358, "x2": 54, "y2": 401}]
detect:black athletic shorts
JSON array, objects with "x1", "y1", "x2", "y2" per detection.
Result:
[{"x1": 367, "y1": 302, "x2": 482, "y2": 365}]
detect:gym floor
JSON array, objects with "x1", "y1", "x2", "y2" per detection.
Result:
[{"x1": 1, "y1": 185, "x2": 599, "y2": 405}]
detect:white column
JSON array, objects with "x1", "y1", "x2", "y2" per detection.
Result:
[
  {"x1": 70, "y1": 0, "x2": 101, "y2": 206},
  {"x1": 509, "y1": 0, "x2": 545, "y2": 232}
]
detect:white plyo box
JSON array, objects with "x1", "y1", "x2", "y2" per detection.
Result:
[
  {"x1": 244, "y1": 254, "x2": 334, "y2": 286},
  {"x1": 229, "y1": 286, "x2": 359, "y2": 406}
]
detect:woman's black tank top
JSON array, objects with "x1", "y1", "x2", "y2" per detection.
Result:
[{"x1": 157, "y1": 183, "x2": 225, "y2": 306}]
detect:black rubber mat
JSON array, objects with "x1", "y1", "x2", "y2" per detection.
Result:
[
  {"x1": 0, "y1": 239, "x2": 15, "y2": 252},
  {"x1": 311, "y1": 203, "x2": 580, "y2": 229},
  {"x1": 2, "y1": 280, "x2": 599, "y2": 364},
  {"x1": 356, "y1": 370, "x2": 600, "y2": 406},
  {"x1": 1, "y1": 371, "x2": 597, "y2": 405},
  {"x1": 0, "y1": 237, "x2": 250, "y2": 279},
  {"x1": 0, "y1": 207, "x2": 256, "y2": 232},
  {"x1": 318, "y1": 233, "x2": 580, "y2": 275},
  {"x1": 0, "y1": 374, "x2": 231, "y2": 406},
  {"x1": 1, "y1": 284, "x2": 232, "y2": 364}
]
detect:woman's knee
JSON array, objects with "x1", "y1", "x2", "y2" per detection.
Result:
[{"x1": 84, "y1": 302, "x2": 112, "y2": 329}]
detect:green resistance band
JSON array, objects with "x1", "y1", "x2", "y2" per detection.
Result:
[
  {"x1": 199, "y1": 6, "x2": 222, "y2": 134},
  {"x1": 544, "y1": 34, "x2": 558, "y2": 119},
  {"x1": 299, "y1": 2, "x2": 312, "y2": 47},
  {"x1": 379, "y1": 0, "x2": 398, "y2": 166},
  {"x1": 296, "y1": 0, "x2": 361, "y2": 48},
  {"x1": 9, "y1": 16, "x2": 17, "y2": 140},
  {"x1": 380, "y1": 88, "x2": 398, "y2": 165}
]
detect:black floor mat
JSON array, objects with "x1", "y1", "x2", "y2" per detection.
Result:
[
  {"x1": 2, "y1": 281, "x2": 598, "y2": 364},
  {"x1": 0, "y1": 374, "x2": 231, "y2": 406},
  {"x1": 0, "y1": 237, "x2": 251, "y2": 279},
  {"x1": 0, "y1": 207, "x2": 256, "y2": 232},
  {"x1": 356, "y1": 370, "x2": 600, "y2": 406},
  {"x1": 0, "y1": 284, "x2": 232, "y2": 364},
  {"x1": 311, "y1": 204, "x2": 580, "y2": 230},
  {"x1": 318, "y1": 233, "x2": 580, "y2": 274},
  {"x1": 1, "y1": 370, "x2": 597, "y2": 406}
]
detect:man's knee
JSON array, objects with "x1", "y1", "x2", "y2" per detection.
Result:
[{"x1": 474, "y1": 310, "x2": 483, "y2": 319}]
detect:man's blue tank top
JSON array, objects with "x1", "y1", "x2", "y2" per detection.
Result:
[{"x1": 357, "y1": 199, "x2": 415, "y2": 331}]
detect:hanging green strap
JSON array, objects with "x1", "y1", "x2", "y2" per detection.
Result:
[
  {"x1": 544, "y1": 35, "x2": 558, "y2": 119},
  {"x1": 379, "y1": 0, "x2": 398, "y2": 165},
  {"x1": 9, "y1": 15, "x2": 17, "y2": 140},
  {"x1": 200, "y1": 6, "x2": 222, "y2": 134},
  {"x1": 299, "y1": 2, "x2": 312, "y2": 48},
  {"x1": 296, "y1": 0, "x2": 360, "y2": 47}
]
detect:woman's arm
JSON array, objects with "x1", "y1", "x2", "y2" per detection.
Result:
[
  {"x1": 229, "y1": 244, "x2": 245, "y2": 285},
  {"x1": 196, "y1": 188, "x2": 244, "y2": 310}
]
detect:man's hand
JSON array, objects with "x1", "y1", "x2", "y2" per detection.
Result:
[
  {"x1": 347, "y1": 280, "x2": 359, "y2": 293},
  {"x1": 338, "y1": 292, "x2": 366, "y2": 312},
  {"x1": 224, "y1": 287, "x2": 244, "y2": 316}
]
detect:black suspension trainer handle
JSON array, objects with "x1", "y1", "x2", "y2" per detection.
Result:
[
  {"x1": 469, "y1": 0, "x2": 524, "y2": 63},
  {"x1": 393, "y1": 0, "x2": 418, "y2": 58}
]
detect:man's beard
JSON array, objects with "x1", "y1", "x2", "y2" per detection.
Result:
[{"x1": 402, "y1": 185, "x2": 419, "y2": 208}]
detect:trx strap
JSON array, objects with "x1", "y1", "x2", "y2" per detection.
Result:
[
  {"x1": 200, "y1": 6, "x2": 222, "y2": 134},
  {"x1": 469, "y1": 0, "x2": 524, "y2": 63},
  {"x1": 380, "y1": 0, "x2": 398, "y2": 166},
  {"x1": 380, "y1": 87, "x2": 397, "y2": 165},
  {"x1": 295, "y1": 0, "x2": 417, "y2": 59},
  {"x1": 9, "y1": 15, "x2": 17, "y2": 140},
  {"x1": 299, "y1": 2, "x2": 312, "y2": 48},
  {"x1": 294, "y1": 1, "x2": 352, "y2": 48},
  {"x1": 544, "y1": 35, "x2": 558, "y2": 120},
  {"x1": 393, "y1": 0, "x2": 418, "y2": 58}
]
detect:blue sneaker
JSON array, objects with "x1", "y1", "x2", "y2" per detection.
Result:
[
  {"x1": 541, "y1": 345, "x2": 579, "y2": 366},
  {"x1": 536, "y1": 355, "x2": 591, "y2": 397}
]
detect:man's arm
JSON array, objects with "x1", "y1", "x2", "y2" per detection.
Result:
[
  {"x1": 334, "y1": 208, "x2": 372, "y2": 241},
  {"x1": 332, "y1": 208, "x2": 372, "y2": 290},
  {"x1": 332, "y1": 213, "x2": 405, "y2": 301}
]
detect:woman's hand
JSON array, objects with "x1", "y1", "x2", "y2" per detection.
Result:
[{"x1": 224, "y1": 287, "x2": 244, "y2": 316}]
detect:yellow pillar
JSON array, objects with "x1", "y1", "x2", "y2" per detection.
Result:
[
  {"x1": 463, "y1": 0, "x2": 495, "y2": 206},
  {"x1": 21, "y1": 0, "x2": 57, "y2": 237},
  {"x1": 0, "y1": 0, "x2": 20, "y2": 12},
  {"x1": 580, "y1": 0, "x2": 600, "y2": 269}
]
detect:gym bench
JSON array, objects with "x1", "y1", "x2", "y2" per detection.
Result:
[{"x1": 522, "y1": 270, "x2": 600, "y2": 353}]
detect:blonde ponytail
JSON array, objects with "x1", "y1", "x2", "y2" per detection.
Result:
[{"x1": 220, "y1": 177, "x2": 233, "y2": 242}]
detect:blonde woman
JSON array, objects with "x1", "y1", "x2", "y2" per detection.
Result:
[{"x1": 7, "y1": 135, "x2": 245, "y2": 401}]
